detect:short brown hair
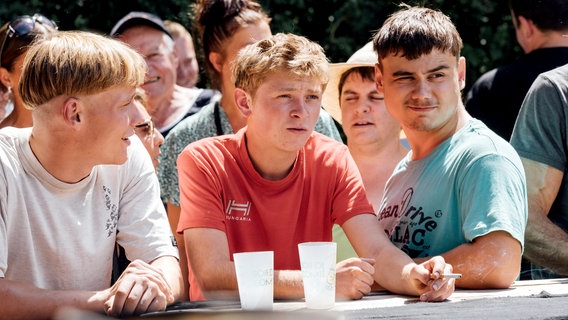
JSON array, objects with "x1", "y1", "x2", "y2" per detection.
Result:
[
  {"x1": 19, "y1": 31, "x2": 146, "y2": 109},
  {"x1": 373, "y1": 5, "x2": 463, "y2": 64}
]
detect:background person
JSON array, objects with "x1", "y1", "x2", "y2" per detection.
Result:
[
  {"x1": 0, "y1": 13, "x2": 58, "y2": 129},
  {"x1": 111, "y1": 11, "x2": 217, "y2": 137},
  {"x1": 510, "y1": 63, "x2": 568, "y2": 279},
  {"x1": 322, "y1": 41, "x2": 408, "y2": 261},
  {"x1": 164, "y1": 20, "x2": 200, "y2": 89},
  {"x1": 465, "y1": 0, "x2": 568, "y2": 141}
]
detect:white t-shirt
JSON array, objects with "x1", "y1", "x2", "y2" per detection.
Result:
[{"x1": 0, "y1": 127, "x2": 178, "y2": 290}]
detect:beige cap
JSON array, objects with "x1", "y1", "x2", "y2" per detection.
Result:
[{"x1": 321, "y1": 42, "x2": 377, "y2": 124}]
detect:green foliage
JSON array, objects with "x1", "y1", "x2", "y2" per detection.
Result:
[{"x1": 0, "y1": 0, "x2": 522, "y2": 92}]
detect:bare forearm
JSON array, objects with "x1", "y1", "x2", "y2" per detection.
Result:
[
  {"x1": 150, "y1": 256, "x2": 184, "y2": 302},
  {"x1": 524, "y1": 216, "x2": 568, "y2": 275},
  {"x1": 166, "y1": 202, "x2": 189, "y2": 301},
  {"x1": 274, "y1": 270, "x2": 304, "y2": 299},
  {"x1": 0, "y1": 280, "x2": 105, "y2": 319},
  {"x1": 371, "y1": 245, "x2": 419, "y2": 296},
  {"x1": 435, "y1": 232, "x2": 521, "y2": 289}
]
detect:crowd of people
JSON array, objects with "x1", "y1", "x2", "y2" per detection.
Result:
[{"x1": 0, "y1": 0, "x2": 566, "y2": 318}]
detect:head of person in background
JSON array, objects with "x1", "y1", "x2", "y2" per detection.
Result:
[
  {"x1": 0, "y1": 13, "x2": 57, "y2": 129},
  {"x1": 164, "y1": 20, "x2": 199, "y2": 88},
  {"x1": 111, "y1": 12, "x2": 176, "y2": 120},
  {"x1": 193, "y1": 0, "x2": 271, "y2": 113},
  {"x1": 509, "y1": 0, "x2": 568, "y2": 54},
  {"x1": 112, "y1": 11, "x2": 210, "y2": 136},
  {"x1": 132, "y1": 88, "x2": 165, "y2": 171},
  {"x1": 322, "y1": 41, "x2": 408, "y2": 211}
]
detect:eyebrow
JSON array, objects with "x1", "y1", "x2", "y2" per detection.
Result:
[
  {"x1": 134, "y1": 119, "x2": 152, "y2": 128},
  {"x1": 392, "y1": 64, "x2": 450, "y2": 77}
]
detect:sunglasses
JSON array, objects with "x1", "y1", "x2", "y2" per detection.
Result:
[{"x1": 0, "y1": 14, "x2": 58, "y2": 68}]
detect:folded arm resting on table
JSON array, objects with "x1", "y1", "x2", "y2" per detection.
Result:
[
  {"x1": 0, "y1": 256, "x2": 182, "y2": 318},
  {"x1": 341, "y1": 214, "x2": 455, "y2": 301},
  {"x1": 424, "y1": 231, "x2": 523, "y2": 289},
  {"x1": 185, "y1": 227, "x2": 388, "y2": 301}
]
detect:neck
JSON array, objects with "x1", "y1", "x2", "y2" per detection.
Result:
[
  {"x1": 149, "y1": 86, "x2": 196, "y2": 130},
  {"x1": 526, "y1": 31, "x2": 568, "y2": 53},
  {"x1": 220, "y1": 91, "x2": 247, "y2": 133},
  {"x1": 245, "y1": 131, "x2": 297, "y2": 181},
  {"x1": 349, "y1": 140, "x2": 408, "y2": 210},
  {"x1": 406, "y1": 109, "x2": 471, "y2": 160},
  {"x1": 29, "y1": 130, "x2": 94, "y2": 183}
]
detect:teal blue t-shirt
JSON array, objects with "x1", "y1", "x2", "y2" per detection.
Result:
[{"x1": 377, "y1": 119, "x2": 527, "y2": 257}]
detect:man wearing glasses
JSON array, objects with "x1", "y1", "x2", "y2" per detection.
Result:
[{"x1": 0, "y1": 31, "x2": 182, "y2": 317}]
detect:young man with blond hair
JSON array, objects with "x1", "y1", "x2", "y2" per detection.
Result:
[{"x1": 0, "y1": 31, "x2": 182, "y2": 318}]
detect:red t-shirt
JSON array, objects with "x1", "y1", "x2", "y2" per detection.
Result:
[{"x1": 177, "y1": 128, "x2": 374, "y2": 300}]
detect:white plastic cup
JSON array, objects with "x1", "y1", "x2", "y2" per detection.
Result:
[
  {"x1": 233, "y1": 251, "x2": 274, "y2": 310},
  {"x1": 298, "y1": 242, "x2": 337, "y2": 309}
]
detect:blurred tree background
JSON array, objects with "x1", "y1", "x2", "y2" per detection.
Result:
[{"x1": 0, "y1": 0, "x2": 521, "y2": 93}]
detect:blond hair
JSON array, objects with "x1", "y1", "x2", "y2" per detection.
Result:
[
  {"x1": 19, "y1": 31, "x2": 146, "y2": 109},
  {"x1": 232, "y1": 33, "x2": 329, "y2": 96}
]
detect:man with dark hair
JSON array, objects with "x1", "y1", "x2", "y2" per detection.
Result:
[
  {"x1": 374, "y1": 5, "x2": 527, "y2": 289},
  {"x1": 465, "y1": 0, "x2": 568, "y2": 140}
]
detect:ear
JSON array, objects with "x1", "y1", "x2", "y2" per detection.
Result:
[
  {"x1": 0, "y1": 67, "x2": 12, "y2": 89},
  {"x1": 374, "y1": 63, "x2": 385, "y2": 94},
  {"x1": 209, "y1": 51, "x2": 224, "y2": 74},
  {"x1": 234, "y1": 88, "x2": 252, "y2": 117},
  {"x1": 517, "y1": 16, "x2": 535, "y2": 40},
  {"x1": 62, "y1": 97, "x2": 82, "y2": 128},
  {"x1": 458, "y1": 57, "x2": 467, "y2": 91}
]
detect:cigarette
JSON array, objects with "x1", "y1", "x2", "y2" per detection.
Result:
[{"x1": 430, "y1": 273, "x2": 462, "y2": 279}]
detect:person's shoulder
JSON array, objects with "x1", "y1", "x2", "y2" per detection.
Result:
[
  {"x1": 537, "y1": 63, "x2": 568, "y2": 85},
  {"x1": 460, "y1": 119, "x2": 519, "y2": 158},
  {"x1": 0, "y1": 127, "x2": 30, "y2": 149},
  {"x1": 168, "y1": 102, "x2": 217, "y2": 136},
  {"x1": 185, "y1": 132, "x2": 237, "y2": 153}
]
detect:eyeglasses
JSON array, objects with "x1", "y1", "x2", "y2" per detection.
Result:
[
  {"x1": 134, "y1": 119, "x2": 156, "y2": 139},
  {"x1": 0, "y1": 14, "x2": 58, "y2": 68}
]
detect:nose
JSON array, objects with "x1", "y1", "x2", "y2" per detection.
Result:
[
  {"x1": 356, "y1": 99, "x2": 372, "y2": 114},
  {"x1": 128, "y1": 104, "x2": 145, "y2": 127},
  {"x1": 154, "y1": 129, "x2": 165, "y2": 147},
  {"x1": 411, "y1": 79, "x2": 431, "y2": 100},
  {"x1": 290, "y1": 98, "x2": 309, "y2": 119}
]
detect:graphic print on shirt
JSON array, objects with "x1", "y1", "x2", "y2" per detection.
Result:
[
  {"x1": 377, "y1": 187, "x2": 443, "y2": 258},
  {"x1": 103, "y1": 185, "x2": 118, "y2": 237},
  {"x1": 225, "y1": 200, "x2": 252, "y2": 222}
]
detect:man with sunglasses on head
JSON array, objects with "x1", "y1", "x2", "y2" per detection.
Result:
[
  {"x1": 0, "y1": 13, "x2": 58, "y2": 129},
  {"x1": 0, "y1": 31, "x2": 182, "y2": 318}
]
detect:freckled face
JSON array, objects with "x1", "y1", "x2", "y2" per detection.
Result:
[{"x1": 246, "y1": 72, "x2": 322, "y2": 154}]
